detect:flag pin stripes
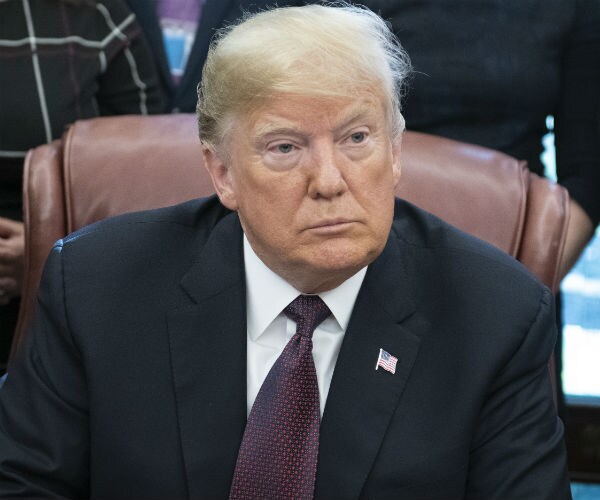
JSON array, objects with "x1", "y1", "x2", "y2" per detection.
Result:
[{"x1": 375, "y1": 348, "x2": 398, "y2": 374}]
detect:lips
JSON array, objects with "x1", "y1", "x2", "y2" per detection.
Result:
[
  {"x1": 310, "y1": 218, "x2": 353, "y2": 229},
  {"x1": 305, "y1": 219, "x2": 358, "y2": 235}
]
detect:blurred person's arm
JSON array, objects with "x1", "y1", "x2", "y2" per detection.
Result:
[
  {"x1": 555, "y1": 0, "x2": 600, "y2": 278},
  {"x1": 95, "y1": 0, "x2": 165, "y2": 115}
]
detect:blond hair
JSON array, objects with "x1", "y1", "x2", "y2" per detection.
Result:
[{"x1": 197, "y1": 2, "x2": 411, "y2": 150}]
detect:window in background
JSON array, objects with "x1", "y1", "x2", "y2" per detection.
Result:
[
  {"x1": 543, "y1": 115, "x2": 600, "y2": 481},
  {"x1": 562, "y1": 236, "x2": 600, "y2": 400},
  {"x1": 542, "y1": 117, "x2": 600, "y2": 403}
]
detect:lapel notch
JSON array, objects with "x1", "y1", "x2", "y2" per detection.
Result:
[
  {"x1": 168, "y1": 213, "x2": 247, "y2": 497},
  {"x1": 315, "y1": 235, "x2": 427, "y2": 499}
]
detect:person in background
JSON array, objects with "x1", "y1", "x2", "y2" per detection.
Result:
[
  {"x1": 359, "y1": 0, "x2": 600, "y2": 415},
  {"x1": 0, "y1": 0, "x2": 163, "y2": 374},
  {"x1": 124, "y1": 0, "x2": 302, "y2": 113},
  {"x1": 0, "y1": 4, "x2": 570, "y2": 497}
]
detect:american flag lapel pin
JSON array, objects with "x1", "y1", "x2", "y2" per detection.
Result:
[{"x1": 375, "y1": 348, "x2": 398, "y2": 375}]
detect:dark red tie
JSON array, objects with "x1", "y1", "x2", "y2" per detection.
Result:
[{"x1": 229, "y1": 295, "x2": 331, "y2": 499}]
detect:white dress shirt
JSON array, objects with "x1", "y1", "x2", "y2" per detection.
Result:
[{"x1": 244, "y1": 236, "x2": 367, "y2": 417}]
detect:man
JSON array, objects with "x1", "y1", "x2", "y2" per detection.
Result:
[{"x1": 0, "y1": 4, "x2": 570, "y2": 499}]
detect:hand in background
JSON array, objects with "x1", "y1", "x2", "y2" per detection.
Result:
[{"x1": 0, "y1": 217, "x2": 24, "y2": 306}]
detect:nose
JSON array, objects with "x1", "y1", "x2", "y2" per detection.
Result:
[{"x1": 307, "y1": 142, "x2": 347, "y2": 199}]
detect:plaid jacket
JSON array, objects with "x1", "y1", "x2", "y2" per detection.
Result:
[{"x1": 0, "y1": 0, "x2": 164, "y2": 219}]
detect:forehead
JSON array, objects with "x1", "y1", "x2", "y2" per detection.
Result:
[{"x1": 242, "y1": 92, "x2": 388, "y2": 136}]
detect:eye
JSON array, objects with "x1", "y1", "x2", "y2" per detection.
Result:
[
  {"x1": 276, "y1": 143, "x2": 295, "y2": 154},
  {"x1": 349, "y1": 131, "x2": 366, "y2": 143}
]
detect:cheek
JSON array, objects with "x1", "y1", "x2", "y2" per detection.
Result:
[
  {"x1": 237, "y1": 185, "x2": 301, "y2": 247},
  {"x1": 353, "y1": 157, "x2": 397, "y2": 207},
  {"x1": 235, "y1": 158, "x2": 302, "y2": 200},
  {"x1": 353, "y1": 171, "x2": 397, "y2": 238}
]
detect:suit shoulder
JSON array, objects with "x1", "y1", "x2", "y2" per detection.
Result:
[
  {"x1": 61, "y1": 195, "x2": 229, "y2": 251},
  {"x1": 392, "y1": 198, "x2": 544, "y2": 290}
]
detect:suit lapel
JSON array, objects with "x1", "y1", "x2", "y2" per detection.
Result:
[
  {"x1": 315, "y1": 233, "x2": 427, "y2": 499},
  {"x1": 168, "y1": 212, "x2": 247, "y2": 498},
  {"x1": 168, "y1": 202, "x2": 428, "y2": 497}
]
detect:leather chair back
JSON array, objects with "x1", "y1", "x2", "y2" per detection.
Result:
[{"x1": 12, "y1": 113, "x2": 569, "y2": 357}]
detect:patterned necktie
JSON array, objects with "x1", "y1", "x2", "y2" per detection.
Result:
[{"x1": 229, "y1": 295, "x2": 331, "y2": 500}]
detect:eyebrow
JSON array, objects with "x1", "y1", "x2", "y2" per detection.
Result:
[
  {"x1": 253, "y1": 105, "x2": 377, "y2": 141},
  {"x1": 254, "y1": 123, "x2": 304, "y2": 139},
  {"x1": 332, "y1": 107, "x2": 376, "y2": 134}
]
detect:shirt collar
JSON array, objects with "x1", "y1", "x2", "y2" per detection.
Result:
[{"x1": 244, "y1": 235, "x2": 367, "y2": 341}]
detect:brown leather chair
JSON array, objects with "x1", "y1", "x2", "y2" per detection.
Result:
[{"x1": 11, "y1": 113, "x2": 569, "y2": 359}]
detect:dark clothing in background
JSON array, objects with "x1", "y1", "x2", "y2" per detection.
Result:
[
  {"x1": 0, "y1": 0, "x2": 163, "y2": 219},
  {"x1": 366, "y1": 0, "x2": 600, "y2": 224},
  {"x1": 125, "y1": 0, "x2": 303, "y2": 113}
]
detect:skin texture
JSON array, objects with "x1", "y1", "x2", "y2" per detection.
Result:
[
  {"x1": 203, "y1": 92, "x2": 402, "y2": 293},
  {"x1": 0, "y1": 217, "x2": 24, "y2": 305}
]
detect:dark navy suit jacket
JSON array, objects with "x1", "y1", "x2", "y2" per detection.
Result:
[{"x1": 0, "y1": 197, "x2": 571, "y2": 498}]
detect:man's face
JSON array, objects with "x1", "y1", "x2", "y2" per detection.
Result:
[{"x1": 203, "y1": 92, "x2": 402, "y2": 293}]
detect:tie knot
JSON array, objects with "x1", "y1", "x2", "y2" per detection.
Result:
[{"x1": 284, "y1": 295, "x2": 331, "y2": 339}]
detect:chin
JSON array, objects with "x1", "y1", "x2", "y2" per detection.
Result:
[
  {"x1": 303, "y1": 240, "x2": 381, "y2": 274},
  {"x1": 279, "y1": 241, "x2": 383, "y2": 293}
]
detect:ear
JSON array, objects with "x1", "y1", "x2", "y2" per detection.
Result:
[
  {"x1": 391, "y1": 131, "x2": 402, "y2": 187},
  {"x1": 202, "y1": 145, "x2": 239, "y2": 210}
]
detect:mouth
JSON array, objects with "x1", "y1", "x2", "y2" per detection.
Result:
[{"x1": 307, "y1": 219, "x2": 356, "y2": 234}]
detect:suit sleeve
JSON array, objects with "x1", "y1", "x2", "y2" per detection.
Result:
[
  {"x1": 465, "y1": 287, "x2": 572, "y2": 499},
  {"x1": 0, "y1": 242, "x2": 89, "y2": 498}
]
